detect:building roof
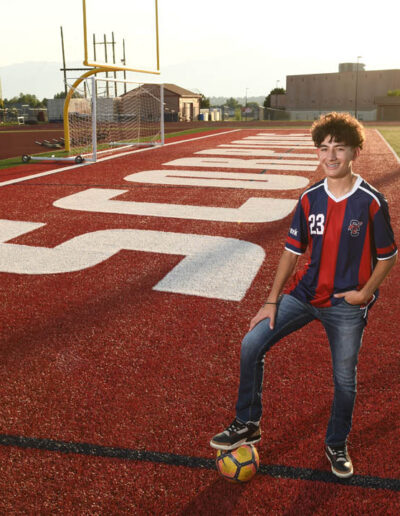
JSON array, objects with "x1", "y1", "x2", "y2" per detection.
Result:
[
  {"x1": 163, "y1": 84, "x2": 202, "y2": 98},
  {"x1": 287, "y1": 68, "x2": 400, "y2": 79},
  {"x1": 120, "y1": 83, "x2": 202, "y2": 100}
]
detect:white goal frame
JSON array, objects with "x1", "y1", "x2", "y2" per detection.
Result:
[{"x1": 68, "y1": 76, "x2": 164, "y2": 163}]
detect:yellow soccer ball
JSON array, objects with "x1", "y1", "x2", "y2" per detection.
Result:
[{"x1": 216, "y1": 444, "x2": 259, "y2": 483}]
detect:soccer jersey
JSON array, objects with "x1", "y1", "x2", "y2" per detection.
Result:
[{"x1": 285, "y1": 175, "x2": 397, "y2": 307}]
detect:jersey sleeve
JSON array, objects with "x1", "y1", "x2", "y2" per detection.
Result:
[
  {"x1": 372, "y1": 195, "x2": 397, "y2": 260},
  {"x1": 285, "y1": 196, "x2": 309, "y2": 255}
]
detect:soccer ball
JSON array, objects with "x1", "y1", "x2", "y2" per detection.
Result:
[{"x1": 216, "y1": 444, "x2": 259, "y2": 483}]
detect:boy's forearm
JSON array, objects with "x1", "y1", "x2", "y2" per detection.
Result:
[{"x1": 361, "y1": 253, "x2": 398, "y2": 300}]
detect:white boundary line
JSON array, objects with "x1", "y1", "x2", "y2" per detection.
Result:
[
  {"x1": 375, "y1": 129, "x2": 400, "y2": 164},
  {"x1": 0, "y1": 129, "x2": 241, "y2": 188}
]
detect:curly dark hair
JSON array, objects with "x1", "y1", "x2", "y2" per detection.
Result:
[{"x1": 311, "y1": 112, "x2": 365, "y2": 149}]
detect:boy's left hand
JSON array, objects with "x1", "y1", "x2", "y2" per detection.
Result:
[{"x1": 334, "y1": 290, "x2": 369, "y2": 306}]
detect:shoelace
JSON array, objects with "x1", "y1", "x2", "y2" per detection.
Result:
[
  {"x1": 227, "y1": 420, "x2": 245, "y2": 432},
  {"x1": 332, "y1": 448, "x2": 347, "y2": 462}
]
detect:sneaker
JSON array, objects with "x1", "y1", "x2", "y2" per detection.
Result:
[
  {"x1": 325, "y1": 445, "x2": 354, "y2": 478},
  {"x1": 210, "y1": 418, "x2": 261, "y2": 451}
]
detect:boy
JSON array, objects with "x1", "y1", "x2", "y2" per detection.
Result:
[{"x1": 210, "y1": 112, "x2": 397, "y2": 478}]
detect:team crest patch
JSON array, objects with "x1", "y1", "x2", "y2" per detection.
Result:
[{"x1": 348, "y1": 219, "x2": 363, "y2": 237}]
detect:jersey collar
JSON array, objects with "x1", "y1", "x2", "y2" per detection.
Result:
[{"x1": 324, "y1": 175, "x2": 362, "y2": 203}]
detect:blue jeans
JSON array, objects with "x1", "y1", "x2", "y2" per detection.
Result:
[{"x1": 236, "y1": 294, "x2": 368, "y2": 446}]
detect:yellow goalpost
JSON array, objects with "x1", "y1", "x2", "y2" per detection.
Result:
[
  {"x1": 63, "y1": 0, "x2": 162, "y2": 160},
  {"x1": 23, "y1": 0, "x2": 163, "y2": 164},
  {"x1": 82, "y1": 0, "x2": 160, "y2": 75}
]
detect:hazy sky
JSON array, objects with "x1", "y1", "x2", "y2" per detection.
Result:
[{"x1": 1, "y1": 0, "x2": 399, "y2": 98}]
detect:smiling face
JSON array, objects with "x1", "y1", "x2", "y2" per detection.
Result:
[{"x1": 317, "y1": 135, "x2": 360, "y2": 179}]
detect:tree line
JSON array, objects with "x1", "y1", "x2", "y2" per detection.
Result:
[
  {"x1": 3, "y1": 92, "x2": 47, "y2": 108},
  {"x1": 200, "y1": 88, "x2": 286, "y2": 109},
  {"x1": 2, "y1": 90, "x2": 82, "y2": 109},
  {"x1": 3, "y1": 87, "x2": 400, "y2": 111},
  {"x1": 2, "y1": 90, "x2": 284, "y2": 110}
]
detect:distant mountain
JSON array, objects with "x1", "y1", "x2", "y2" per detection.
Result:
[
  {"x1": 0, "y1": 61, "x2": 84, "y2": 100},
  {"x1": 0, "y1": 61, "x2": 269, "y2": 103}
]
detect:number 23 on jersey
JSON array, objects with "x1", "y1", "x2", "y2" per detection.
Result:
[{"x1": 308, "y1": 213, "x2": 325, "y2": 235}]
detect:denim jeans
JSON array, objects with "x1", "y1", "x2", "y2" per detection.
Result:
[{"x1": 236, "y1": 294, "x2": 368, "y2": 446}]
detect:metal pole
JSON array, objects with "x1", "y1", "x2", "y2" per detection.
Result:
[
  {"x1": 91, "y1": 76, "x2": 97, "y2": 162},
  {"x1": 112, "y1": 32, "x2": 117, "y2": 97},
  {"x1": 82, "y1": 0, "x2": 89, "y2": 65},
  {"x1": 104, "y1": 34, "x2": 109, "y2": 97},
  {"x1": 60, "y1": 26, "x2": 68, "y2": 96},
  {"x1": 155, "y1": 0, "x2": 160, "y2": 71},
  {"x1": 355, "y1": 56, "x2": 362, "y2": 119},
  {"x1": 122, "y1": 39, "x2": 127, "y2": 94},
  {"x1": 93, "y1": 34, "x2": 97, "y2": 61},
  {"x1": 244, "y1": 88, "x2": 247, "y2": 121},
  {"x1": 160, "y1": 84, "x2": 164, "y2": 145},
  {"x1": 275, "y1": 80, "x2": 280, "y2": 109}
]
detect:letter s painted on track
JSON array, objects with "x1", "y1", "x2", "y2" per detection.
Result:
[{"x1": 0, "y1": 219, "x2": 265, "y2": 301}]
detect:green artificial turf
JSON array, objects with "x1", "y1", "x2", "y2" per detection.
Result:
[{"x1": 377, "y1": 127, "x2": 400, "y2": 157}]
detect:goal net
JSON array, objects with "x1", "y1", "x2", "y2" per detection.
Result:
[{"x1": 67, "y1": 76, "x2": 164, "y2": 161}]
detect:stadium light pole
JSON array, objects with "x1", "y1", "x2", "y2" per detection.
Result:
[
  {"x1": 60, "y1": 26, "x2": 68, "y2": 96},
  {"x1": 275, "y1": 80, "x2": 280, "y2": 109},
  {"x1": 355, "y1": 56, "x2": 362, "y2": 119},
  {"x1": 245, "y1": 87, "x2": 249, "y2": 121}
]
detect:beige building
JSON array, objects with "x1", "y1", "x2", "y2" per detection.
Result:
[
  {"x1": 375, "y1": 96, "x2": 400, "y2": 121},
  {"x1": 284, "y1": 64, "x2": 400, "y2": 120},
  {"x1": 162, "y1": 84, "x2": 201, "y2": 121}
]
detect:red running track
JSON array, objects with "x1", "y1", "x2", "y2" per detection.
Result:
[{"x1": 0, "y1": 128, "x2": 399, "y2": 514}]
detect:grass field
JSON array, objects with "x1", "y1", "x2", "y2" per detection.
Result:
[
  {"x1": 377, "y1": 127, "x2": 400, "y2": 156},
  {"x1": 0, "y1": 126, "x2": 225, "y2": 170}
]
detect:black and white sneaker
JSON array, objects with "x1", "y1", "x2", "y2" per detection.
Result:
[
  {"x1": 325, "y1": 445, "x2": 354, "y2": 478},
  {"x1": 210, "y1": 419, "x2": 261, "y2": 451}
]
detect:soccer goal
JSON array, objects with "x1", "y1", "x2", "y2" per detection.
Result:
[{"x1": 66, "y1": 76, "x2": 164, "y2": 162}]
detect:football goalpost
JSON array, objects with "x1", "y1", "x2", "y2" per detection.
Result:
[
  {"x1": 23, "y1": 0, "x2": 163, "y2": 164},
  {"x1": 65, "y1": 0, "x2": 163, "y2": 163},
  {"x1": 66, "y1": 76, "x2": 164, "y2": 162}
]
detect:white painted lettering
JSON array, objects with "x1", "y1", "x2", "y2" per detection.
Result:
[
  {"x1": 0, "y1": 219, "x2": 265, "y2": 301},
  {"x1": 163, "y1": 158, "x2": 317, "y2": 172},
  {"x1": 54, "y1": 188, "x2": 297, "y2": 223}
]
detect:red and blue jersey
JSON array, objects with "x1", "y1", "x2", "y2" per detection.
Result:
[{"x1": 285, "y1": 175, "x2": 397, "y2": 307}]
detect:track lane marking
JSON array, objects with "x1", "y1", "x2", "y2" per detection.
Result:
[{"x1": 0, "y1": 433, "x2": 399, "y2": 492}]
